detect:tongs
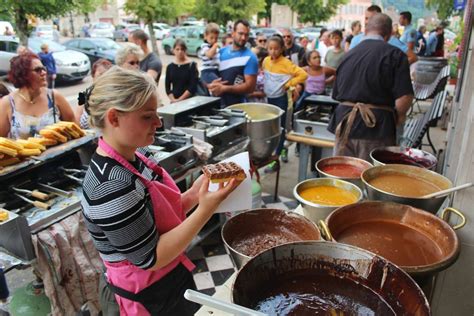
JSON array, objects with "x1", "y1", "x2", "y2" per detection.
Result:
[
  {"x1": 216, "y1": 108, "x2": 247, "y2": 117},
  {"x1": 11, "y1": 187, "x2": 49, "y2": 201},
  {"x1": 14, "y1": 193, "x2": 50, "y2": 210},
  {"x1": 190, "y1": 115, "x2": 228, "y2": 126}
]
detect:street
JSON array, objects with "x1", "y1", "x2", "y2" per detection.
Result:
[{"x1": 53, "y1": 39, "x2": 199, "y2": 108}]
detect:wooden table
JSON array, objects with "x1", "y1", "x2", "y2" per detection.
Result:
[{"x1": 286, "y1": 132, "x2": 335, "y2": 182}]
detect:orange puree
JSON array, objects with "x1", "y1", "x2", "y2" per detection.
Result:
[
  {"x1": 300, "y1": 186, "x2": 358, "y2": 206},
  {"x1": 368, "y1": 173, "x2": 440, "y2": 198}
]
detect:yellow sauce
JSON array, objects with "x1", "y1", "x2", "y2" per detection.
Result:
[
  {"x1": 232, "y1": 105, "x2": 278, "y2": 120},
  {"x1": 368, "y1": 173, "x2": 440, "y2": 198},
  {"x1": 299, "y1": 185, "x2": 358, "y2": 206}
]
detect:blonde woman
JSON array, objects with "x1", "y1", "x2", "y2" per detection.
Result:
[
  {"x1": 80, "y1": 67, "x2": 241, "y2": 315},
  {"x1": 114, "y1": 43, "x2": 143, "y2": 70}
]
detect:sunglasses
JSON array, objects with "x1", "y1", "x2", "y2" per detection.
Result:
[
  {"x1": 127, "y1": 61, "x2": 140, "y2": 66},
  {"x1": 32, "y1": 66, "x2": 47, "y2": 74},
  {"x1": 258, "y1": 39, "x2": 267, "y2": 43}
]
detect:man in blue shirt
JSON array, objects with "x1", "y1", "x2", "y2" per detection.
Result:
[
  {"x1": 399, "y1": 11, "x2": 416, "y2": 52},
  {"x1": 426, "y1": 27, "x2": 443, "y2": 57},
  {"x1": 208, "y1": 19, "x2": 258, "y2": 107},
  {"x1": 38, "y1": 43, "x2": 57, "y2": 89}
]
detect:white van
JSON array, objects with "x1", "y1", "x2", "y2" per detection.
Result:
[{"x1": 0, "y1": 21, "x2": 15, "y2": 36}]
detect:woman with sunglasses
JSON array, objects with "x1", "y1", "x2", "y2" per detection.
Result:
[
  {"x1": 0, "y1": 52, "x2": 75, "y2": 139},
  {"x1": 115, "y1": 43, "x2": 143, "y2": 71}
]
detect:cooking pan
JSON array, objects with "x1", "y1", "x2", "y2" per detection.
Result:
[
  {"x1": 315, "y1": 156, "x2": 373, "y2": 190},
  {"x1": 320, "y1": 201, "x2": 464, "y2": 279},
  {"x1": 221, "y1": 208, "x2": 320, "y2": 269},
  {"x1": 362, "y1": 164, "x2": 452, "y2": 213},
  {"x1": 232, "y1": 241, "x2": 430, "y2": 315}
]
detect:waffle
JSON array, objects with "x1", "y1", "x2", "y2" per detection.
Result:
[
  {"x1": 202, "y1": 162, "x2": 246, "y2": 183},
  {"x1": 16, "y1": 139, "x2": 46, "y2": 151}
]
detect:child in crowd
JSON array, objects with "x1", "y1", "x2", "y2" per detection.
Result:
[
  {"x1": 295, "y1": 50, "x2": 336, "y2": 111},
  {"x1": 247, "y1": 47, "x2": 268, "y2": 103},
  {"x1": 199, "y1": 23, "x2": 220, "y2": 85},
  {"x1": 325, "y1": 30, "x2": 345, "y2": 69},
  {"x1": 263, "y1": 35, "x2": 307, "y2": 170}
]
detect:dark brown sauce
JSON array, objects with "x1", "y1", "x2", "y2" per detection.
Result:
[
  {"x1": 337, "y1": 220, "x2": 443, "y2": 266},
  {"x1": 231, "y1": 232, "x2": 302, "y2": 257},
  {"x1": 253, "y1": 270, "x2": 395, "y2": 315}
]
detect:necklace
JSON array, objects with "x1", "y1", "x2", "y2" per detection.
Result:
[{"x1": 17, "y1": 91, "x2": 35, "y2": 105}]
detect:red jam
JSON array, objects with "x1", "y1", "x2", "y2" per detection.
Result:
[{"x1": 320, "y1": 164, "x2": 364, "y2": 178}]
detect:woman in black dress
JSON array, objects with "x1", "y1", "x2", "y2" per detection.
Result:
[{"x1": 165, "y1": 39, "x2": 198, "y2": 103}]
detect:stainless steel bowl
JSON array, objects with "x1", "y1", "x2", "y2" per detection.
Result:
[
  {"x1": 362, "y1": 164, "x2": 452, "y2": 214},
  {"x1": 315, "y1": 156, "x2": 373, "y2": 190},
  {"x1": 221, "y1": 208, "x2": 321, "y2": 269},
  {"x1": 370, "y1": 146, "x2": 438, "y2": 170},
  {"x1": 227, "y1": 103, "x2": 284, "y2": 161},
  {"x1": 293, "y1": 178, "x2": 363, "y2": 223}
]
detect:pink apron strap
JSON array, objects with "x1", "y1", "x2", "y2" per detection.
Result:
[{"x1": 98, "y1": 138, "x2": 162, "y2": 181}]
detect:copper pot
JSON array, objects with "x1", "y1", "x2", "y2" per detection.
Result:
[
  {"x1": 232, "y1": 241, "x2": 430, "y2": 315},
  {"x1": 221, "y1": 208, "x2": 320, "y2": 269},
  {"x1": 321, "y1": 201, "x2": 465, "y2": 279}
]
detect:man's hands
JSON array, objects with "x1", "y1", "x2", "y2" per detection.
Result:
[{"x1": 207, "y1": 78, "x2": 229, "y2": 96}]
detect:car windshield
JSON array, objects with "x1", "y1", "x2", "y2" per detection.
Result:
[
  {"x1": 128, "y1": 25, "x2": 140, "y2": 30},
  {"x1": 95, "y1": 23, "x2": 112, "y2": 29},
  {"x1": 38, "y1": 25, "x2": 53, "y2": 31},
  {"x1": 29, "y1": 38, "x2": 66, "y2": 52},
  {"x1": 159, "y1": 24, "x2": 170, "y2": 29},
  {"x1": 95, "y1": 39, "x2": 120, "y2": 50}
]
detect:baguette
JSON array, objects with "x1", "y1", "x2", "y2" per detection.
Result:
[
  {"x1": 16, "y1": 139, "x2": 46, "y2": 151},
  {"x1": 202, "y1": 162, "x2": 246, "y2": 183},
  {"x1": 0, "y1": 145, "x2": 18, "y2": 157},
  {"x1": 39, "y1": 129, "x2": 68, "y2": 143},
  {"x1": 0, "y1": 137, "x2": 23, "y2": 151},
  {"x1": 18, "y1": 148, "x2": 42, "y2": 156},
  {"x1": 0, "y1": 157, "x2": 20, "y2": 167}
]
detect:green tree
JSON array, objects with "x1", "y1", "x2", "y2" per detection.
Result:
[
  {"x1": 125, "y1": 0, "x2": 183, "y2": 55},
  {"x1": 3, "y1": 0, "x2": 100, "y2": 46},
  {"x1": 425, "y1": 0, "x2": 453, "y2": 20},
  {"x1": 287, "y1": 0, "x2": 348, "y2": 24},
  {"x1": 194, "y1": 0, "x2": 266, "y2": 26}
]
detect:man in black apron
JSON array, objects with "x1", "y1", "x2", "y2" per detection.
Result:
[{"x1": 328, "y1": 13, "x2": 414, "y2": 161}]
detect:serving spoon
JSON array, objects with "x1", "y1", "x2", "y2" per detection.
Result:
[
  {"x1": 421, "y1": 182, "x2": 473, "y2": 199},
  {"x1": 184, "y1": 289, "x2": 267, "y2": 316}
]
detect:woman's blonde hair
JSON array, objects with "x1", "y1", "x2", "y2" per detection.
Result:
[
  {"x1": 115, "y1": 43, "x2": 144, "y2": 66},
  {"x1": 87, "y1": 66, "x2": 157, "y2": 128}
]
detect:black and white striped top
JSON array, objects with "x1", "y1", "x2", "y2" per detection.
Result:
[
  {"x1": 199, "y1": 42, "x2": 219, "y2": 71},
  {"x1": 81, "y1": 148, "x2": 162, "y2": 270}
]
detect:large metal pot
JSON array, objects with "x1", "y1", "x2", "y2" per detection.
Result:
[
  {"x1": 221, "y1": 208, "x2": 320, "y2": 269},
  {"x1": 370, "y1": 146, "x2": 438, "y2": 170},
  {"x1": 321, "y1": 201, "x2": 465, "y2": 280},
  {"x1": 232, "y1": 241, "x2": 430, "y2": 315},
  {"x1": 293, "y1": 178, "x2": 363, "y2": 223},
  {"x1": 315, "y1": 156, "x2": 373, "y2": 190},
  {"x1": 227, "y1": 103, "x2": 284, "y2": 161},
  {"x1": 362, "y1": 164, "x2": 452, "y2": 213}
]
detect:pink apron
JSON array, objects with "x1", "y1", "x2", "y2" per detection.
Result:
[{"x1": 98, "y1": 138, "x2": 195, "y2": 315}]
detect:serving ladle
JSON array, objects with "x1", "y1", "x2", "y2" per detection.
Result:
[
  {"x1": 184, "y1": 289, "x2": 267, "y2": 316},
  {"x1": 421, "y1": 182, "x2": 473, "y2": 199}
]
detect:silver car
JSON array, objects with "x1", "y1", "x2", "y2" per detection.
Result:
[
  {"x1": 0, "y1": 36, "x2": 90, "y2": 82},
  {"x1": 90, "y1": 22, "x2": 115, "y2": 39}
]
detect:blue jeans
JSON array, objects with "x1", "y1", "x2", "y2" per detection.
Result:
[
  {"x1": 200, "y1": 69, "x2": 219, "y2": 84},
  {"x1": 294, "y1": 91, "x2": 313, "y2": 112},
  {"x1": 267, "y1": 94, "x2": 288, "y2": 156}
]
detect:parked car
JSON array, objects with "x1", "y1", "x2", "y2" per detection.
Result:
[
  {"x1": 255, "y1": 27, "x2": 281, "y2": 38},
  {"x1": 63, "y1": 37, "x2": 120, "y2": 64},
  {"x1": 89, "y1": 22, "x2": 114, "y2": 39},
  {"x1": 162, "y1": 26, "x2": 205, "y2": 56},
  {"x1": 0, "y1": 36, "x2": 90, "y2": 82},
  {"x1": 0, "y1": 21, "x2": 15, "y2": 36},
  {"x1": 299, "y1": 26, "x2": 323, "y2": 42},
  {"x1": 113, "y1": 23, "x2": 141, "y2": 41},
  {"x1": 30, "y1": 25, "x2": 59, "y2": 42},
  {"x1": 145, "y1": 23, "x2": 171, "y2": 40}
]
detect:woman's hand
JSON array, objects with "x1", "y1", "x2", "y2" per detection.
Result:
[{"x1": 197, "y1": 176, "x2": 242, "y2": 216}]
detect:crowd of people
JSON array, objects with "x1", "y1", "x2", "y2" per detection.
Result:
[{"x1": 0, "y1": 8, "x2": 452, "y2": 315}]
